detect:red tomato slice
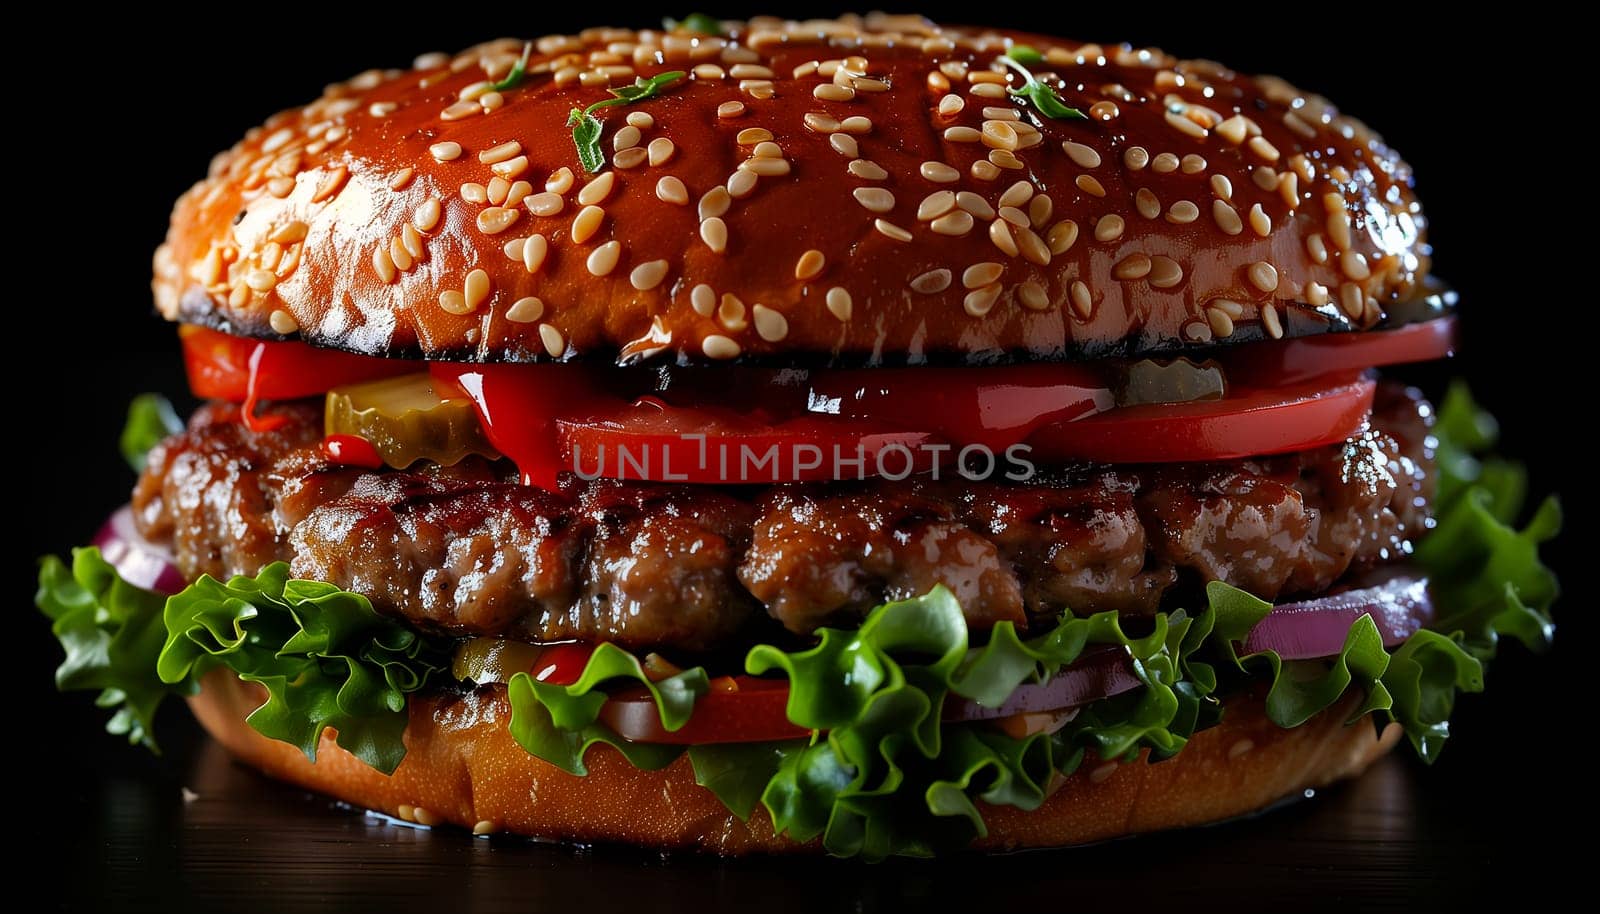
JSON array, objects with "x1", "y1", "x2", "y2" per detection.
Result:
[
  {"x1": 1223, "y1": 316, "x2": 1457, "y2": 385},
  {"x1": 558, "y1": 398, "x2": 940, "y2": 483},
  {"x1": 1026, "y1": 373, "x2": 1376, "y2": 463},
  {"x1": 180, "y1": 326, "x2": 411, "y2": 430},
  {"x1": 810, "y1": 364, "x2": 1114, "y2": 452},
  {"x1": 600, "y1": 677, "x2": 809, "y2": 744}
]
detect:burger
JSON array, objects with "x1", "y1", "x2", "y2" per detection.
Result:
[{"x1": 38, "y1": 12, "x2": 1558, "y2": 859}]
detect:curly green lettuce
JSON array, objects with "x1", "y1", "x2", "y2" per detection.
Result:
[{"x1": 120, "y1": 393, "x2": 182, "y2": 472}]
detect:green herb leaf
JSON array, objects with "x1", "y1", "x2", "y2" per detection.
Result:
[
  {"x1": 490, "y1": 41, "x2": 533, "y2": 92},
  {"x1": 687, "y1": 741, "x2": 795, "y2": 819},
  {"x1": 36, "y1": 548, "x2": 189, "y2": 750},
  {"x1": 568, "y1": 108, "x2": 605, "y2": 174},
  {"x1": 996, "y1": 53, "x2": 1086, "y2": 120},
  {"x1": 120, "y1": 393, "x2": 181, "y2": 472},
  {"x1": 664, "y1": 13, "x2": 724, "y2": 36},
  {"x1": 156, "y1": 564, "x2": 453, "y2": 774},
  {"x1": 568, "y1": 72, "x2": 685, "y2": 173},
  {"x1": 1004, "y1": 45, "x2": 1045, "y2": 66}
]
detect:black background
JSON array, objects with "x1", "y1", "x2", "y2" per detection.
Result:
[{"x1": 20, "y1": 5, "x2": 1587, "y2": 910}]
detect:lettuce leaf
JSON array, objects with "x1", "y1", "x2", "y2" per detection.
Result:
[
  {"x1": 120, "y1": 393, "x2": 182, "y2": 472},
  {"x1": 155, "y1": 564, "x2": 454, "y2": 774},
  {"x1": 36, "y1": 548, "x2": 193, "y2": 751}
]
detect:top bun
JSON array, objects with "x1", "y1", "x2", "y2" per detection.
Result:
[{"x1": 154, "y1": 12, "x2": 1428, "y2": 365}]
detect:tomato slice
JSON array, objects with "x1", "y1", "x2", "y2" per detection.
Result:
[
  {"x1": 1026, "y1": 373, "x2": 1376, "y2": 463},
  {"x1": 601, "y1": 676, "x2": 809, "y2": 744},
  {"x1": 558, "y1": 398, "x2": 940, "y2": 483},
  {"x1": 180, "y1": 326, "x2": 411, "y2": 430},
  {"x1": 1223, "y1": 315, "x2": 1457, "y2": 385},
  {"x1": 810, "y1": 364, "x2": 1114, "y2": 452}
]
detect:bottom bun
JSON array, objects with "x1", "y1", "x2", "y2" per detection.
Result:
[{"x1": 188, "y1": 671, "x2": 1399, "y2": 854}]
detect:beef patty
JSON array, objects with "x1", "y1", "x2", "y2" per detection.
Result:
[{"x1": 132, "y1": 385, "x2": 1435, "y2": 652}]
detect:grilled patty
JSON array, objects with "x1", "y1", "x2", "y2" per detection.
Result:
[{"x1": 133, "y1": 385, "x2": 1434, "y2": 652}]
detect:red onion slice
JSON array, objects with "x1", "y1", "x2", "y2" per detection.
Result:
[
  {"x1": 92, "y1": 505, "x2": 187, "y2": 596},
  {"x1": 951, "y1": 572, "x2": 1433, "y2": 721},
  {"x1": 1241, "y1": 571, "x2": 1432, "y2": 659}
]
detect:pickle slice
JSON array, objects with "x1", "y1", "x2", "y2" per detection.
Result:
[{"x1": 325, "y1": 372, "x2": 500, "y2": 468}]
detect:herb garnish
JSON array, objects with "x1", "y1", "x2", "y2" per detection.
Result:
[
  {"x1": 664, "y1": 13, "x2": 724, "y2": 36},
  {"x1": 1003, "y1": 44, "x2": 1045, "y2": 66},
  {"x1": 997, "y1": 53, "x2": 1086, "y2": 120},
  {"x1": 567, "y1": 71, "x2": 686, "y2": 173},
  {"x1": 490, "y1": 41, "x2": 533, "y2": 92}
]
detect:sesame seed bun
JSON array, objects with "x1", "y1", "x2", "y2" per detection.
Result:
[
  {"x1": 188, "y1": 671, "x2": 1398, "y2": 852},
  {"x1": 153, "y1": 13, "x2": 1427, "y2": 365}
]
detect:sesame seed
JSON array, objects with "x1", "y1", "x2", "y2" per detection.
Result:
[
  {"x1": 998, "y1": 180, "x2": 1033, "y2": 209},
  {"x1": 1206, "y1": 307, "x2": 1235, "y2": 338},
  {"x1": 441, "y1": 100, "x2": 480, "y2": 121},
  {"x1": 389, "y1": 168, "x2": 416, "y2": 191},
  {"x1": 700, "y1": 217, "x2": 729, "y2": 253},
  {"x1": 479, "y1": 141, "x2": 523, "y2": 165},
  {"x1": 477, "y1": 206, "x2": 519, "y2": 235},
  {"x1": 874, "y1": 219, "x2": 912, "y2": 242},
  {"x1": 546, "y1": 168, "x2": 575, "y2": 194},
  {"x1": 1151, "y1": 153, "x2": 1180, "y2": 174},
  {"x1": 438, "y1": 290, "x2": 470, "y2": 314},
  {"x1": 1062, "y1": 141, "x2": 1101, "y2": 168},
  {"x1": 1342, "y1": 251, "x2": 1371, "y2": 280},
  {"x1": 411, "y1": 199, "x2": 442, "y2": 234},
  {"x1": 1069, "y1": 281, "x2": 1092, "y2": 319},
  {"x1": 1339, "y1": 282, "x2": 1365, "y2": 318},
  {"x1": 244, "y1": 269, "x2": 277, "y2": 292},
  {"x1": 523, "y1": 234, "x2": 548, "y2": 273},
  {"x1": 1113, "y1": 253, "x2": 1152, "y2": 280},
  {"x1": 1253, "y1": 166, "x2": 1280, "y2": 192},
  {"x1": 1123, "y1": 146, "x2": 1150, "y2": 170},
  {"x1": 964, "y1": 284, "x2": 1002, "y2": 317},
  {"x1": 430, "y1": 141, "x2": 463, "y2": 162},
  {"x1": 717, "y1": 101, "x2": 746, "y2": 119},
  {"x1": 731, "y1": 64, "x2": 775, "y2": 79},
  {"x1": 699, "y1": 186, "x2": 731, "y2": 220},
  {"x1": 506, "y1": 296, "x2": 544, "y2": 323},
  {"x1": 830, "y1": 134, "x2": 859, "y2": 158},
  {"x1": 937, "y1": 94, "x2": 965, "y2": 116},
  {"x1": 917, "y1": 191, "x2": 957, "y2": 222},
  {"x1": 627, "y1": 111, "x2": 654, "y2": 129},
  {"x1": 740, "y1": 79, "x2": 776, "y2": 99},
  {"x1": 702, "y1": 334, "x2": 741, "y2": 359},
  {"x1": 795, "y1": 249, "x2": 826, "y2": 280},
  {"x1": 910, "y1": 269, "x2": 952, "y2": 293},
  {"x1": 1164, "y1": 109, "x2": 1208, "y2": 139},
  {"x1": 1016, "y1": 282, "x2": 1049, "y2": 310},
  {"x1": 655, "y1": 176, "x2": 689, "y2": 205},
  {"x1": 311, "y1": 165, "x2": 348, "y2": 203},
  {"x1": 1180, "y1": 154, "x2": 1207, "y2": 175},
  {"x1": 586, "y1": 240, "x2": 621, "y2": 276},
  {"x1": 726, "y1": 169, "x2": 758, "y2": 198},
  {"x1": 539, "y1": 323, "x2": 565, "y2": 357},
  {"x1": 691, "y1": 284, "x2": 716, "y2": 316},
  {"x1": 1249, "y1": 204, "x2": 1272, "y2": 237},
  {"x1": 490, "y1": 153, "x2": 530, "y2": 178},
  {"x1": 1215, "y1": 115, "x2": 1248, "y2": 144},
  {"x1": 998, "y1": 206, "x2": 1029, "y2": 228},
  {"x1": 1327, "y1": 209, "x2": 1353, "y2": 250},
  {"x1": 736, "y1": 127, "x2": 773, "y2": 145},
  {"x1": 1089, "y1": 100, "x2": 1120, "y2": 121},
  {"x1": 982, "y1": 106, "x2": 1020, "y2": 121},
  {"x1": 753, "y1": 305, "x2": 789, "y2": 342},
  {"x1": 473, "y1": 821, "x2": 496, "y2": 836},
  {"x1": 693, "y1": 63, "x2": 727, "y2": 81},
  {"x1": 804, "y1": 112, "x2": 841, "y2": 133},
  {"x1": 402, "y1": 224, "x2": 425, "y2": 259},
  {"x1": 920, "y1": 161, "x2": 960, "y2": 183},
  {"x1": 970, "y1": 83, "x2": 1006, "y2": 99},
  {"x1": 1135, "y1": 188, "x2": 1161, "y2": 220},
  {"x1": 981, "y1": 120, "x2": 1020, "y2": 151},
  {"x1": 848, "y1": 159, "x2": 888, "y2": 181},
  {"x1": 989, "y1": 149, "x2": 1024, "y2": 170},
  {"x1": 578, "y1": 172, "x2": 616, "y2": 206},
  {"x1": 826, "y1": 286, "x2": 853, "y2": 321},
  {"x1": 1212, "y1": 298, "x2": 1245, "y2": 319},
  {"x1": 1027, "y1": 195, "x2": 1053, "y2": 229},
  {"x1": 718, "y1": 294, "x2": 747, "y2": 332},
  {"x1": 814, "y1": 83, "x2": 855, "y2": 102},
  {"x1": 1075, "y1": 175, "x2": 1106, "y2": 197},
  {"x1": 963, "y1": 262, "x2": 1003, "y2": 288},
  {"x1": 1248, "y1": 135, "x2": 1281, "y2": 162},
  {"x1": 462, "y1": 183, "x2": 490, "y2": 205},
  {"x1": 372, "y1": 247, "x2": 397, "y2": 284},
  {"x1": 268, "y1": 309, "x2": 298, "y2": 334},
  {"x1": 1149, "y1": 256, "x2": 1184, "y2": 289},
  {"x1": 571, "y1": 205, "x2": 605, "y2": 243},
  {"x1": 614, "y1": 148, "x2": 648, "y2": 170},
  {"x1": 1247, "y1": 261, "x2": 1279, "y2": 293},
  {"x1": 1046, "y1": 220, "x2": 1080, "y2": 255},
  {"x1": 1016, "y1": 227, "x2": 1050, "y2": 266},
  {"x1": 839, "y1": 116, "x2": 872, "y2": 134},
  {"x1": 742, "y1": 156, "x2": 791, "y2": 177},
  {"x1": 1307, "y1": 282, "x2": 1330, "y2": 306},
  {"x1": 1210, "y1": 174, "x2": 1233, "y2": 200},
  {"x1": 970, "y1": 160, "x2": 1001, "y2": 181},
  {"x1": 389, "y1": 237, "x2": 414, "y2": 271},
  {"x1": 1278, "y1": 172, "x2": 1300, "y2": 209},
  {"x1": 1212, "y1": 200, "x2": 1244, "y2": 235},
  {"x1": 270, "y1": 220, "x2": 309, "y2": 244},
  {"x1": 1094, "y1": 214, "x2": 1125, "y2": 242},
  {"x1": 981, "y1": 218, "x2": 1015, "y2": 257},
  {"x1": 645, "y1": 137, "x2": 676, "y2": 167},
  {"x1": 464, "y1": 269, "x2": 491, "y2": 308},
  {"x1": 1166, "y1": 200, "x2": 1199, "y2": 224},
  {"x1": 626, "y1": 259, "x2": 668, "y2": 291},
  {"x1": 956, "y1": 192, "x2": 995, "y2": 220},
  {"x1": 1262, "y1": 302, "x2": 1283, "y2": 339},
  {"x1": 943, "y1": 126, "x2": 982, "y2": 143},
  {"x1": 931, "y1": 210, "x2": 975, "y2": 236}
]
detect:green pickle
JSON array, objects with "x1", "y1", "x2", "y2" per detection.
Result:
[{"x1": 325, "y1": 373, "x2": 500, "y2": 468}]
